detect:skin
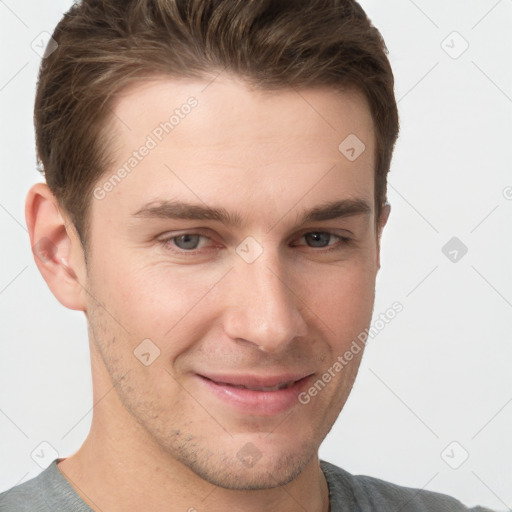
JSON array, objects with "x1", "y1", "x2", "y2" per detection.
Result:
[{"x1": 26, "y1": 73, "x2": 390, "y2": 512}]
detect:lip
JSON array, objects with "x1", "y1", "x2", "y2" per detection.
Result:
[{"x1": 196, "y1": 373, "x2": 314, "y2": 416}]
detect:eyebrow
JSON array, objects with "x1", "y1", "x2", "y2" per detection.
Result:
[{"x1": 131, "y1": 198, "x2": 372, "y2": 227}]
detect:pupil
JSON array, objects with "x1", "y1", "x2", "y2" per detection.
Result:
[
  {"x1": 176, "y1": 234, "x2": 199, "y2": 250},
  {"x1": 307, "y1": 232, "x2": 329, "y2": 247}
]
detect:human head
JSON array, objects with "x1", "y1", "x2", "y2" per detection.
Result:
[
  {"x1": 34, "y1": 0, "x2": 398, "y2": 257},
  {"x1": 26, "y1": 0, "x2": 399, "y2": 498}
]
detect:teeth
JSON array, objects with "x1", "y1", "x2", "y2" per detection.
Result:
[{"x1": 228, "y1": 381, "x2": 295, "y2": 391}]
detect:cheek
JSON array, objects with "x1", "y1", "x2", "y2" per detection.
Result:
[
  {"x1": 301, "y1": 258, "x2": 377, "y2": 340},
  {"x1": 97, "y1": 258, "x2": 224, "y2": 351}
]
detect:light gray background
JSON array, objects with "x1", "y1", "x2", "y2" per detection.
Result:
[{"x1": 1, "y1": 1, "x2": 511, "y2": 509}]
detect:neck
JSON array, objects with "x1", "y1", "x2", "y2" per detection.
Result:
[
  {"x1": 57, "y1": 348, "x2": 330, "y2": 512},
  {"x1": 58, "y1": 428, "x2": 330, "y2": 512}
]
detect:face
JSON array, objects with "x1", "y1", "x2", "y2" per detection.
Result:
[{"x1": 83, "y1": 74, "x2": 384, "y2": 490}]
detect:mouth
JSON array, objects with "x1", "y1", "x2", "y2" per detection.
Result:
[
  {"x1": 201, "y1": 374, "x2": 305, "y2": 390},
  {"x1": 217, "y1": 380, "x2": 296, "y2": 392},
  {"x1": 195, "y1": 373, "x2": 314, "y2": 416}
]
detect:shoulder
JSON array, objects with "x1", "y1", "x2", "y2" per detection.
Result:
[
  {"x1": 320, "y1": 460, "x2": 496, "y2": 512},
  {"x1": 0, "y1": 465, "x2": 51, "y2": 511},
  {"x1": 0, "y1": 459, "x2": 91, "y2": 512}
]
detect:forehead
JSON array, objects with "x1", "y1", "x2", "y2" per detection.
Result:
[
  {"x1": 92, "y1": 75, "x2": 376, "y2": 229},
  {"x1": 110, "y1": 74, "x2": 374, "y2": 149}
]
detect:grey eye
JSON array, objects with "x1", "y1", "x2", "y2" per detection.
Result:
[
  {"x1": 173, "y1": 234, "x2": 201, "y2": 250},
  {"x1": 304, "y1": 232, "x2": 332, "y2": 248}
]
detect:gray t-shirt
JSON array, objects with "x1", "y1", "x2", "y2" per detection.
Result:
[{"x1": 0, "y1": 458, "x2": 495, "y2": 511}]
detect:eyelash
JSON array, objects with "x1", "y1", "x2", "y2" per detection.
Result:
[{"x1": 157, "y1": 231, "x2": 352, "y2": 254}]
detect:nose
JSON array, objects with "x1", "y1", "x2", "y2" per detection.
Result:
[{"x1": 222, "y1": 251, "x2": 308, "y2": 353}]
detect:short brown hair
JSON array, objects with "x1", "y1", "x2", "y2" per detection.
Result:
[{"x1": 35, "y1": 0, "x2": 399, "y2": 253}]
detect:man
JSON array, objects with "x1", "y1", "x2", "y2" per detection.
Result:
[{"x1": 0, "y1": 0, "x2": 496, "y2": 510}]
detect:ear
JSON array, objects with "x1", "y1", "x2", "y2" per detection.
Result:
[
  {"x1": 376, "y1": 202, "x2": 391, "y2": 271},
  {"x1": 25, "y1": 183, "x2": 88, "y2": 311}
]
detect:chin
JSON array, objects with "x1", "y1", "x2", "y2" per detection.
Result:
[{"x1": 172, "y1": 434, "x2": 318, "y2": 490}]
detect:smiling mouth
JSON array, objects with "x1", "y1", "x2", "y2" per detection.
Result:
[
  {"x1": 201, "y1": 377, "x2": 297, "y2": 392},
  {"x1": 196, "y1": 373, "x2": 314, "y2": 415}
]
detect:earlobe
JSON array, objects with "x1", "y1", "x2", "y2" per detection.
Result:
[
  {"x1": 379, "y1": 202, "x2": 391, "y2": 232},
  {"x1": 25, "y1": 183, "x2": 87, "y2": 311}
]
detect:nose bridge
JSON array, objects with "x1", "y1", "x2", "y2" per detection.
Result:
[{"x1": 224, "y1": 249, "x2": 308, "y2": 352}]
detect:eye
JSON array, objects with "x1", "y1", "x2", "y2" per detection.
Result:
[
  {"x1": 157, "y1": 230, "x2": 352, "y2": 255},
  {"x1": 303, "y1": 232, "x2": 334, "y2": 248},
  {"x1": 173, "y1": 234, "x2": 202, "y2": 250},
  {"x1": 159, "y1": 233, "x2": 212, "y2": 251},
  {"x1": 296, "y1": 231, "x2": 351, "y2": 250}
]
